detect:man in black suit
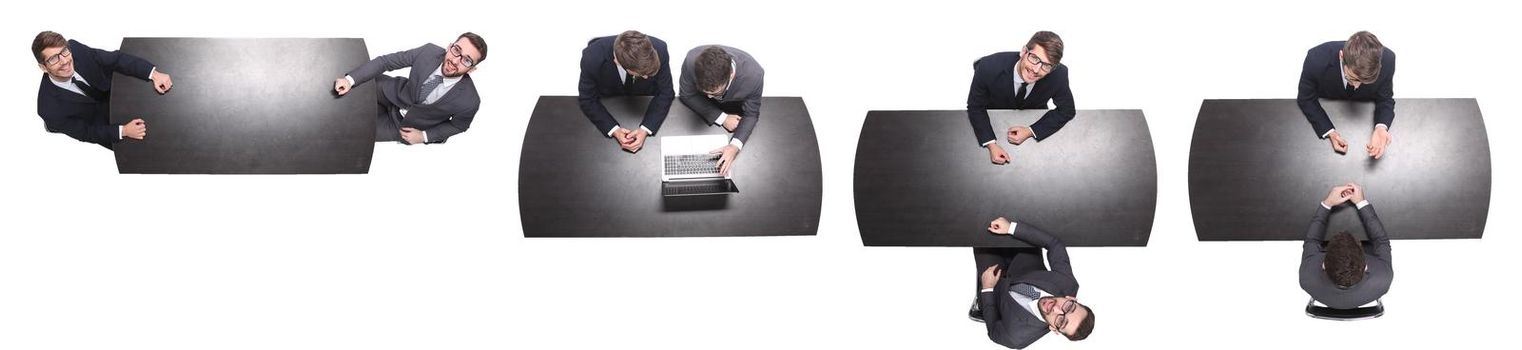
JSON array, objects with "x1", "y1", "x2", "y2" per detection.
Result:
[
  {"x1": 578, "y1": 30, "x2": 673, "y2": 153},
  {"x1": 334, "y1": 32, "x2": 486, "y2": 145},
  {"x1": 1300, "y1": 182, "x2": 1393, "y2": 309},
  {"x1": 969, "y1": 216, "x2": 1094, "y2": 349},
  {"x1": 967, "y1": 31, "x2": 1075, "y2": 165},
  {"x1": 1297, "y1": 31, "x2": 1396, "y2": 159},
  {"x1": 32, "y1": 31, "x2": 174, "y2": 149}
]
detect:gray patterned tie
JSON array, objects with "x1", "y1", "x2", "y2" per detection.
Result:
[
  {"x1": 418, "y1": 74, "x2": 443, "y2": 103},
  {"x1": 1011, "y1": 283, "x2": 1040, "y2": 300}
]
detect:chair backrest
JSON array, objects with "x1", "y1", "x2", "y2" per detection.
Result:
[{"x1": 1305, "y1": 298, "x2": 1384, "y2": 321}]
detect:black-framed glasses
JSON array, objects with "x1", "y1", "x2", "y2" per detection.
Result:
[
  {"x1": 449, "y1": 43, "x2": 477, "y2": 69},
  {"x1": 1024, "y1": 51, "x2": 1055, "y2": 73},
  {"x1": 1051, "y1": 299, "x2": 1079, "y2": 331},
  {"x1": 705, "y1": 79, "x2": 730, "y2": 100},
  {"x1": 44, "y1": 47, "x2": 72, "y2": 67}
]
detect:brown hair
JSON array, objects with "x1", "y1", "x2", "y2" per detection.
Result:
[
  {"x1": 1342, "y1": 31, "x2": 1384, "y2": 83},
  {"x1": 32, "y1": 31, "x2": 67, "y2": 65},
  {"x1": 614, "y1": 30, "x2": 660, "y2": 76},
  {"x1": 1324, "y1": 231, "x2": 1367, "y2": 288},
  {"x1": 458, "y1": 32, "x2": 487, "y2": 64},
  {"x1": 1065, "y1": 304, "x2": 1094, "y2": 341},
  {"x1": 695, "y1": 46, "x2": 733, "y2": 92},
  {"x1": 1024, "y1": 31, "x2": 1065, "y2": 66}
]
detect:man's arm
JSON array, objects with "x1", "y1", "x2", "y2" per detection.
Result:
[
  {"x1": 641, "y1": 46, "x2": 676, "y2": 134},
  {"x1": 39, "y1": 108, "x2": 117, "y2": 146},
  {"x1": 730, "y1": 80, "x2": 763, "y2": 145},
  {"x1": 420, "y1": 103, "x2": 477, "y2": 143},
  {"x1": 1373, "y1": 52, "x2": 1396, "y2": 129},
  {"x1": 1027, "y1": 71, "x2": 1076, "y2": 141},
  {"x1": 1302, "y1": 205, "x2": 1332, "y2": 261},
  {"x1": 1011, "y1": 221, "x2": 1073, "y2": 279},
  {"x1": 966, "y1": 65, "x2": 998, "y2": 146},
  {"x1": 84, "y1": 43, "x2": 154, "y2": 81},
  {"x1": 576, "y1": 51, "x2": 621, "y2": 136},
  {"x1": 1297, "y1": 51, "x2": 1335, "y2": 137},
  {"x1": 1357, "y1": 204, "x2": 1392, "y2": 263},
  {"x1": 347, "y1": 44, "x2": 430, "y2": 85}
]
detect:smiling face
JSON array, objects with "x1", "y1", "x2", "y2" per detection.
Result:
[
  {"x1": 442, "y1": 37, "x2": 482, "y2": 78},
  {"x1": 1020, "y1": 44, "x2": 1054, "y2": 83},
  {"x1": 38, "y1": 45, "x2": 74, "y2": 80},
  {"x1": 1039, "y1": 296, "x2": 1088, "y2": 337}
]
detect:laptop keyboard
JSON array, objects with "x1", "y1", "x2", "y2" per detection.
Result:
[
  {"x1": 663, "y1": 181, "x2": 734, "y2": 196},
  {"x1": 664, "y1": 154, "x2": 722, "y2": 176}
]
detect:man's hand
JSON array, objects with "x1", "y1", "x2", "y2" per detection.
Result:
[
  {"x1": 710, "y1": 144, "x2": 740, "y2": 176},
  {"x1": 988, "y1": 217, "x2": 1013, "y2": 235},
  {"x1": 334, "y1": 77, "x2": 352, "y2": 96},
  {"x1": 150, "y1": 71, "x2": 173, "y2": 94},
  {"x1": 1367, "y1": 127, "x2": 1392, "y2": 159},
  {"x1": 122, "y1": 118, "x2": 147, "y2": 140},
  {"x1": 980, "y1": 265, "x2": 1002, "y2": 290},
  {"x1": 722, "y1": 114, "x2": 741, "y2": 132},
  {"x1": 1327, "y1": 130, "x2": 1349, "y2": 154},
  {"x1": 621, "y1": 128, "x2": 648, "y2": 153},
  {"x1": 1347, "y1": 182, "x2": 1366, "y2": 204},
  {"x1": 1322, "y1": 184, "x2": 1354, "y2": 207},
  {"x1": 400, "y1": 127, "x2": 425, "y2": 145},
  {"x1": 1007, "y1": 126, "x2": 1035, "y2": 145},
  {"x1": 987, "y1": 144, "x2": 1010, "y2": 165}
]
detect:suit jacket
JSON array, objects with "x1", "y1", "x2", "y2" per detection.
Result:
[
  {"x1": 1299, "y1": 204, "x2": 1394, "y2": 309},
  {"x1": 678, "y1": 45, "x2": 764, "y2": 144},
  {"x1": 1297, "y1": 41, "x2": 1397, "y2": 137},
  {"x1": 966, "y1": 51, "x2": 1076, "y2": 146},
  {"x1": 35, "y1": 40, "x2": 155, "y2": 149},
  {"x1": 577, "y1": 35, "x2": 675, "y2": 135},
  {"x1": 348, "y1": 43, "x2": 480, "y2": 143},
  {"x1": 981, "y1": 222, "x2": 1079, "y2": 349}
]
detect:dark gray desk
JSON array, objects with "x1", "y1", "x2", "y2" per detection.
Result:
[
  {"x1": 854, "y1": 110, "x2": 1156, "y2": 247},
  {"x1": 110, "y1": 38, "x2": 376, "y2": 174},
  {"x1": 519, "y1": 96, "x2": 822, "y2": 237},
  {"x1": 1188, "y1": 99, "x2": 1490, "y2": 241}
]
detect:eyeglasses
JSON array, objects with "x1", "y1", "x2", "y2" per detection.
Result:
[
  {"x1": 44, "y1": 47, "x2": 72, "y2": 67},
  {"x1": 1024, "y1": 51, "x2": 1055, "y2": 73},
  {"x1": 449, "y1": 43, "x2": 477, "y2": 69},
  {"x1": 1053, "y1": 299, "x2": 1077, "y2": 331},
  {"x1": 705, "y1": 79, "x2": 730, "y2": 100}
]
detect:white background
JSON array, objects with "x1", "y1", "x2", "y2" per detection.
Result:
[{"x1": 1, "y1": 1, "x2": 1515, "y2": 349}]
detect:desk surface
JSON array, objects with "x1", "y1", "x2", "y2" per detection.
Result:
[
  {"x1": 519, "y1": 96, "x2": 822, "y2": 237},
  {"x1": 854, "y1": 110, "x2": 1157, "y2": 247},
  {"x1": 111, "y1": 38, "x2": 376, "y2": 174},
  {"x1": 1188, "y1": 98, "x2": 1490, "y2": 241}
]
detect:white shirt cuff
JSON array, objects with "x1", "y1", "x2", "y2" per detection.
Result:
[
  {"x1": 1320, "y1": 202, "x2": 1332, "y2": 210},
  {"x1": 345, "y1": 75, "x2": 356, "y2": 86},
  {"x1": 1375, "y1": 124, "x2": 1388, "y2": 131},
  {"x1": 981, "y1": 140, "x2": 995, "y2": 147},
  {"x1": 1355, "y1": 200, "x2": 1370, "y2": 210},
  {"x1": 606, "y1": 126, "x2": 620, "y2": 137},
  {"x1": 117, "y1": 125, "x2": 124, "y2": 140},
  {"x1": 714, "y1": 112, "x2": 727, "y2": 125},
  {"x1": 1322, "y1": 128, "x2": 1336, "y2": 139},
  {"x1": 640, "y1": 125, "x2": 654, "y2": 136},
  {"x1": 1027, "y1": 126, "x2": 1041, "y2": 140},
  {"x1": 980, "y1": 288, "x2": 994, "y2": 293},
  {"x1": 729, "y1": 138, "x2": 744, "y2": 150},
  {"x1": 421, "y1": 131, "x2": 429, "y2": 144},
  {"x1": 1007, "y1": 222, "x2": 1018, "y2": 235},
  {"x1": 148, "y1": 67, "x2": 157, "y2": 79}
]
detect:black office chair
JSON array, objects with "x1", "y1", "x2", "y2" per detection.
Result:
[{"x1": 1305, "y1": 298, "x2": 1384, "y2": 321}]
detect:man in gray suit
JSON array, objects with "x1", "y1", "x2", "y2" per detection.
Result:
[
  {"x1": 1301, "y1": 182, "x2": 1393, "y2": 309},
  {"x1": 678, "y1": 45, "x2": 763, "y2": 176},
  {"x1": 334, "y1": 32, "x2": 486, "y2": 144},
  {"x1": 969, "y1": 217, "x2": 1095, "y2": 349}
]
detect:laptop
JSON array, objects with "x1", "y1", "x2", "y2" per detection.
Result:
[{"x1": 660, "y1": 134, "x2": 740, "y2": 197}]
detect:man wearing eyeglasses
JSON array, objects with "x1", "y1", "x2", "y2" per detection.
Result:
[
  {"x1": 677, "y1": 45, "x2": 763, "y2": 176},
  {"x1": 966, "y1": 31, "x2": 1075, "y2": 166},
  {"x1": 970, "y1": 216, "x2": 1095, "y2": 348},
  {"x1": 1300, "y1": 183, "x2": 1393, "y2": 309},
  {"x1": 334, "y1": 32, "x2": 486, "y2": 145},
  {"x1": 1297, "y1": 31, "x2": 1396, "y2": 159},
  {"x1": 578, "y1": 30, "x2": 673, "y2": 153},
  {"x1": 32, "y1": 31, "x2": 174, "y2": 149}
]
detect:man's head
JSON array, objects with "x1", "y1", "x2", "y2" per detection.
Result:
[
  {"x1": 1039, "y1": 296, "x2": 1094, "y2": 341},
  {"x1": 1324, "y1": 231, "x2": 1367, "y2": 288},
  {"x1": 1339, "y1": 31, "x2": 1384, "y2": 87},
  {"x1": 1019, "y1": 31, "x2": 1064, "y2": 83},
  {"x1": 33, "y1": 31, "x2": 73, "y2": 80},
  {"x1": 443, "y1": 32, "x2": 487, "y2": 78},
  {"x1": 694, "y1": 45, "x2": 733, "y2": 99},
  {"x1": 613, "y1": 30, "x2": 660, "y2": 79}
]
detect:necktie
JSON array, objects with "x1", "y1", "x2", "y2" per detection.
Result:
[
  {"x1": 72, "y1": 78, "x2": 107, "y2": 102},
  {"x1": 623, "y1": 73, "x2": 636, "y2": 93},
  {"x1": 418, "y1": 74, "x2": 444, "y2": 103},
  {"x1": 1015, "y1": 82, "x2": 1029, "y2": 105},
  {"x1": 1011, "y1": 283, "x2": 1040, "y2": 300}
]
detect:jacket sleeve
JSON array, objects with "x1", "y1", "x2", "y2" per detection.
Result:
[
  {"x1": 966, "y1": 60, "x2": 998, "y2": 146},
  {"x1": 576, "y1": 48, "x2": 620, "y2": 135},
  {"x1": 1297, "y1": 49, "x2": 1335, "y2": 137},
  {"x1": 1028, "y1": 68, "x2": 1076, "y2": 141},
  {"x1": 348, "y1": 44, "x2": 430, "y2": 85}
]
